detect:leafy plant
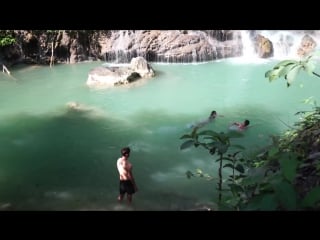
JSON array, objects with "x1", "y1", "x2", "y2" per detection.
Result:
[
  {"x1": 180, "y1": 128, "x2": 244, "y2": 205},
  {"x1": 265, "y1": 53, "x2": 320, "y2": 87},
  {"x1": 0, "y1": 30, "x2": 15, "y2": 47}
]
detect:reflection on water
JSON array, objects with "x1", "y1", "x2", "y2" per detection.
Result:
[{"x1": 0, "y1": 59, "x2": 319, "y2": 210}]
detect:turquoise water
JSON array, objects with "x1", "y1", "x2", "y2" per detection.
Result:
[{"x1": 0, "y1": 58, "x2": 319, "y2": 210}]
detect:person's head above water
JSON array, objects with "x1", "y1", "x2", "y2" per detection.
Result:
[
  {"x1": 244, "y1": 119, "x2": 250, "y2": 126},
  {"x1": 209, "y1": 110, "x2": 217, "y2": 119}
]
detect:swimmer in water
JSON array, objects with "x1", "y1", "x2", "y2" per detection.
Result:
[
  {"x1": 190, "y1": 110, "x2": 218, "y2": 130},
  {"x1": 229, "y1": 119, "x2": 250, "y2": 131}
]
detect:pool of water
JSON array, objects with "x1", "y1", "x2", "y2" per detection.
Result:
[{"x1": 0, "y1": 58, "x2": 319, "y2": 210}]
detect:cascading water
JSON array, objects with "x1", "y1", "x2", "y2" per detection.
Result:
[
  {"x1": 259, "y1": 30, "x2": 304, "y2": 59},
  {"x1": 240, "y1": 30, "x2": 257, "y2": 59},
  {"x1": 241, "y1": 30, "x2": 320, "y2": 60},
  {"x1": 103, "y1": 30, "x2": 320, "y2": 64}
]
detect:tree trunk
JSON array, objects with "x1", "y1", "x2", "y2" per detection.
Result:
[
  {"x1": 218, "y1": 154, "x2": 223, "y2": 203},
  {"x1": 50, "y1": 42, "x2": 54, "y2": 67}
]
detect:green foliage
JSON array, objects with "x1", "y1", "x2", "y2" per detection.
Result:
[
  {"x1": 180, "y1": 49, "x2": 320, "y2": 210},
  {"x1": 0, "y1": 37, "x2": 15, "y2": 47},
  {"x1": 239, "y1": 149, "x2": 299, "y2": 210},
  {"x1": 180, "y1": 108, "x2": 320, "y2": 210},
  {"x1": 0, "y1": 30, "x2": 15, "y2": 47},
  {"x1": 238, "y1": 103, "x2": 320, "y2": 210},
  {"x1": 265, "y1": 53, "x2": 319, "y2": 87},
  {"x1": 180, "y1": 128, "x2": 246, "y2": 207},
  {"x1": 279, "y1": 104, "x2": 320, "y2": 158},
  {"x1": 182, "y1": 104, "x2": 320, "y2": 210},
  {"x1": 301, "y1": 186, "x2": 320, "y2": 208}
]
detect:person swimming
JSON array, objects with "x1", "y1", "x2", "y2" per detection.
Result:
[
  {"x1": 209, "y1": 111, "x2": 217, "y2": 120},
  {"x1": 189, "y1": 110, "x2": 218, "y2": 130},
  {"x1": 229, "y1": 119, "x2": 250, "y2": 131}
]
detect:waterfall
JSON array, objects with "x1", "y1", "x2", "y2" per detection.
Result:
[
  {"x1": 114, "y1": 30, "x2": 129, "y2": 63},
  {"x1": 241, "y1": 30, "x2": 320, "y2": 61},
  {"x1": 259, "y1": 30, "x2": 303, "y2": 59},
  {"x1": 192, "y1": 49, "x2": 197, "y2": 63},
  {"x1": 102, "y1": 30, "x2": 320, "y2": 64},
  {"x1": 240, "y1": 30, "x2": 257, "y2": 59}
]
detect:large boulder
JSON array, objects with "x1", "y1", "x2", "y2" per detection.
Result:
[
  {"x1": 86, "y1": 56, "x2": 154, "y2": 88},
  {"x1": 254, "y1": 34, "x2": 274, "y2": 58},
  {"x1": 130, "y1": 56, "x2": 154, "y2": 78}
]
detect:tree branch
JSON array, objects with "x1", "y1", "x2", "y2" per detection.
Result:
[{"x1": 312, "y1": 71, "x2": 320, "y2": 78}]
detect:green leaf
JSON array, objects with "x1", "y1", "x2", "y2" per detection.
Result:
[
  {"x1": 228, "y1": 183, "x2": 244, "y2": 196},
  {"x1": 241, "y1": 174, "x2": 264, "y2": 186},
  {"x1": 217, "y1": 143, "x2": 228, "y2": 154},
  {"x1": 273, "y1": 181, "x2": 297, "y2": 210},
  {"x1": 266, "y1": 60, "x2": 298, "y2": 82},
  {"x1": 285, "y1": 65, "x2": 303, "y2": 85},
  {"x1": 180, "y1": 140, "x2": 195, "y2": 150},
  {"x1": 274, "y1": 60, "x2": 298, "y2": 69},
  {"x1": 302, "y1": 96, "x2": 314, "y2": 104},
  {"x1": 279, "y1": 156, "x2": 299, "y2": 183},
  {"x1": 303, "y1": 61, "x2": 316, "y2": 75},
  {"x1": 180, "y1": 134, "x2": 192, "y2": 139},
  {"x1": 191, "y1": 128, "x2": 198, "y2": 138},
  {"x1": 277, "y1": 65, "x2": 294, "y2": 78},
  {"x1": 246, "y1": 194, "x2": 278, "y2": 210},
  {"x1": 259, "y1": 194, "x2": 278, "y2": 210},
  {"x1": 268, "y1": 147, "x2": 279, "y2": 157},
  {"x1": 0, "y1": 36, "x2": 16, "y2": 47},
  {"x1": 259, "y1": 181, "x2": 274, "y2": 192},
  {"x1": 235, "y1": 164, "x2": 245, "y2": 173},
  {"x1": 265, "y1": 69, "x2": 273, "y2": 78},
  {"x1": 186, "y1": 170, "x2": 194, "y2": 179},
  {"x1": 301, "y1": 186, "x2": 320, "y2": 208}
]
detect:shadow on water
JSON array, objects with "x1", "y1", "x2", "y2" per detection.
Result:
[
  {"x1": 0, "y1": 108, "x2": 128, "y2": 210},
  {"x1": 0, "y1": 102, "x2": 284, "y2": 210}
]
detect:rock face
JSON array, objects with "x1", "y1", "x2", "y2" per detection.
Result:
[
  {"x1": 2, "y1": 30, "x2": 320, "y2": 67},
  {"x1": 0, "y1": 30, "x2": 243, "y2": 66},
  {"x1": 297, "y1": 34, "x2": 317, "y2": 57},
  {"x1": 86, "y1": 56, "x2": 154, "y2": 88},
  {"x1": 253, "y1": 34, "x2": 274, "y2": 58},
  {"x1": 101, "y1": 30, "x2": 243, "y2": 63}
]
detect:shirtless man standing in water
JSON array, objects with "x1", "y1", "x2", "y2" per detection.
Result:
[{"x1": 117, "y1": 147, "x2": 138, "y2": 203}]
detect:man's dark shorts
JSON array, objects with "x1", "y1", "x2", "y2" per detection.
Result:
[{"x1": 119, "y1": 180, "x2": 135, "y2": 195}]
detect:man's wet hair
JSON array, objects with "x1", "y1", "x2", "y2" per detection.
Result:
[
  {"x1": 210, "y1": 111, "x2": 216, "y2": 117},
  {"x1": 121, "y1": 147, "x2": 131, "y2": 156},
  {"x1": 244, "y1": 120, "x2": 250, "y2": 126}
]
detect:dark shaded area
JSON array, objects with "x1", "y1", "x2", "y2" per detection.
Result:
[
  {"x1": 127, "y1": 72, "x2": 141, "y2": 82},
  {"x1": 0, "y1": 109, "x2": 124, "y2": 209}
]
